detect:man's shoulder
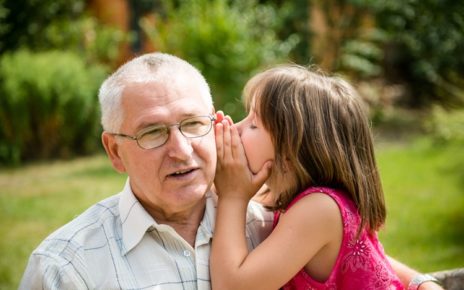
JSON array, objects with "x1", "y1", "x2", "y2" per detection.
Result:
[
  {"x1": 209, "y1": 194, "x2": 273, "y2": 223},
  {"x1": 246, "y1": 200, "x2": 274, "y2": 223},
  {"x1": 20, "y1": 193, "x2": 127, "y2": 289},
  {"x1": 33, "y1": 194, "x2": 122, "y2": 259},
  {"x1": 244, "y1": 200, "x2": 274, "y2": 248}
]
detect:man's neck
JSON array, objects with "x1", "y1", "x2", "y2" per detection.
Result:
[{"x1": 147, "y1": 200, "x2": 206, "y2": 247}]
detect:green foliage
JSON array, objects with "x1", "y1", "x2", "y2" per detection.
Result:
[
  {"x1": 369, "y1": 0, "x2": 464, "y2": 106},
  {"x1": 43, "y1": 17, "x2": 127, "y2": 65},
  {"x1": 426, "y1": 106, "x2": 464, "y2": 144},
  {"x1": 0, "y1": 0, "x2": 85, "y2": 52},
  {"x1": 340, "y1": 28, "x2": 387, "y2": 78},
  {"x1": 0, "y1": 0, "x2": 126, "y2": 65},
  {"x1": 142, "y1": 0, "x2": 298, "y2": 119},
  {"x1": 0, "y1": 50, "x2": 107, "y2": 165},
  {"x1": 269, "y1": 0, "x2": 311, "y2": 64},
  {"x1": 0, "y1": 0, "x2": 125, "y2": 165}
]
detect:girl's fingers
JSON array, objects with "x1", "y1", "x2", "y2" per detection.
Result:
[
  {"x1": 215, "y1": 111, "x2": 224, "y2": 124},
  {"x1": 216, "y1": 115, "x2": 250, "y2": 177},
  {"x1": 215, "y1": 122, "x2": 224, "y2": 161},
  {"x1": 224, "y1": 115, "x2": 233, "y2": 125},
  {"x1": 230, "y1": 124, "x2": 245, "y2": 161},
  {"x1": 253, "y1": 161, "x2": 273, "y2": 188},
  {"x1": 215, "y1": 113, "x2": 235, "y2": 164},
  {"x1": 221, "y1": 120, "x2": 233, "y2": 161}
]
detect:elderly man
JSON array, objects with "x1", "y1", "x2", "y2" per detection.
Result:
[{"x1": 20, "y1": 53, "x2": 441, "y2": 290}]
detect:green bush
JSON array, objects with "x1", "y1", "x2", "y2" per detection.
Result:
[
  {"x1": 427, "y1": 106, "x2": 464, "y2": 144},
  {"x1": 0, "y1": 0, "x2": 126, "y2": 66},
  {"x1": 369, "y1": 0, "x2": 464, "y2": 107},
  {"x1": 339, "y1": 28, "x2": 386, "y2": 78},
  {"x1": 142, "y1": 0, "x2": 298, "y2": 119},
  {"x1": 0, "y1": 50, "x2": 107, "y2": 165},
  {"x1": 0, "y1": 0, "x2": 86, "y2": 52},
  {"x1": 43, "y1": 17, "x2": 127, "y2": 65}
]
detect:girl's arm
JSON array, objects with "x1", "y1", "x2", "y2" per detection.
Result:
[
  {"x1": 387, "y1": 257, "x2": 444, "y2": 290},
  {"x1": 211, "y1": 119, "x2": 341, "y2": 290}
]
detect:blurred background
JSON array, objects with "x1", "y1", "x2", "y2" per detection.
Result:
[{"x1": 0, "y1": 0, "x2": 463, "y2": 289}]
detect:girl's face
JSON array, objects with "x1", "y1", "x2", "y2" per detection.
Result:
[{"x1": 236, "y1": 107, "x2": 275, "y2": 174}]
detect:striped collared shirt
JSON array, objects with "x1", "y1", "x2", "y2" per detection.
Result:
[{"x1": 19, "y1": 179, "x2": 273, "y2": 290}]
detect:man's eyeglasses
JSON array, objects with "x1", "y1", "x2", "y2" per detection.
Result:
[{"x1": 109, "y1": 115, "x2": 216, "y2": 150}]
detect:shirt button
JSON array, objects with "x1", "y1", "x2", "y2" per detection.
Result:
[{"x1": 183, "y1": 250, "x2": 191, "y2": 257}]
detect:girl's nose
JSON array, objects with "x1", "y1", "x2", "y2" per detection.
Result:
[{"x1": 235, "y1": 120, "x2": 244, "y2": 135}]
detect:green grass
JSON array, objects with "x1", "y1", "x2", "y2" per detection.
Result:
[
  {"x1": 377, "y1": 138, "x2": 464, "y2": 272},
  {"x1": 0, "y1": 155, "x2": 126, "y2": 290},
  {"x1": 0, "y1": 138, "x2": 463, "y2": 289}
]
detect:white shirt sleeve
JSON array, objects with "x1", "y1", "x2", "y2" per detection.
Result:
[{"x1": 19, "y1": 247, "x2": 90, "y2": 289}]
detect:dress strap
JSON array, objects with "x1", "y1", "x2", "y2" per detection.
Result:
[{"x1": 273, "y1": 186, "x2": 340, "y2": 228}]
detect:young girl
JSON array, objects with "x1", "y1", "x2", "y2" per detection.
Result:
[{"x1": 211, "y1": 65, "x2": 404, "y2": 290}]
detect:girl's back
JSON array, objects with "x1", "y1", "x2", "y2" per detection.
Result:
[{"x1": 275, "y1": 186, "x2": 403, "y2": 290}]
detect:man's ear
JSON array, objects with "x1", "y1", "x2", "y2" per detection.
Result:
[{"x1": 101, "y1": 132, "x2": 126, "y2": 173}]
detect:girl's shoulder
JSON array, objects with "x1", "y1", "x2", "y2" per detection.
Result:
[
  {"x1": 273, "y1": 186, "x2": 358, "y2": 234},
  {"x1": 274, "y1": 186, "x2": 347, "y2": 230},
  {"x1": 276, "y1": 186, "x2": 359, "y2": 230},
  {"x1": 287, "y1": 186, "x2": 352, "y2": 211}
]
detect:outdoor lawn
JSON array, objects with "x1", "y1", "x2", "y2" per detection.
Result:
[{"x1": 0, "y1": 136, "x2": 463, "y2": 289}]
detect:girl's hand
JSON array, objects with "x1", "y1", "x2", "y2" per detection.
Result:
[
  {"x1": 214, "y1": 111, "x2": 225, "y2": 124},
  {"x1": 214, "y1": 115, "x2": 272, "y2": 201}
]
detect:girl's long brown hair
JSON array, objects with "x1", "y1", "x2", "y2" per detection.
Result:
[{"x1": 243, "y1": 65, "x2": 386, "y2": 234}]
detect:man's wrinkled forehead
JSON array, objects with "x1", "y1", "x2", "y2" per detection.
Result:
[{"x1": 127, "y1": 71, "x2": 211, "y2": 107}]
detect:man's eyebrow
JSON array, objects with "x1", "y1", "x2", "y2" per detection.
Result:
[
  {"x1": 134, "y1": 113, "x2": 204, "y2": 132},
  {"x1": 134, "y1": 121, "x2": 162, "y2": 133}
]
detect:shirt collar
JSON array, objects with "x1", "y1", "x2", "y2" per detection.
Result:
[
  {"x1": 119, "y1": 179, "x2": 155, "y2": 255},
  {"x1": 119, "y1": 178, "x2": 217, "y2": 254},
  {"x1": 196, "y1": 192, "x2": 216, "y2": 246}
]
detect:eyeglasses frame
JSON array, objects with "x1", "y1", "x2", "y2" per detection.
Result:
[{"x1": 108, "y1": 115, "x2": 216, "y2": 150}]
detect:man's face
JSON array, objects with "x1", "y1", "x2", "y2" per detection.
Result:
[{"x1": 107, "y1": 80, "x2": 216, "y2": 217}]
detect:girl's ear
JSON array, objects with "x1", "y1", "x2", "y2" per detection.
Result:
[{"x1": 101, "y1": 132, "x2": 126, "y2": 173}]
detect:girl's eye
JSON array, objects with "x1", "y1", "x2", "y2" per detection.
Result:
[{"x1": 250, "y1": 123, "x2": 257, "y2": 129}]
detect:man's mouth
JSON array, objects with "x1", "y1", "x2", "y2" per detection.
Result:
[{"x1": 168, "y1": 168, "x2": 196, "y2": 177}]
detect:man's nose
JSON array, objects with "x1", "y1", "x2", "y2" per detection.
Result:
[{"x1": 165, "y1": 128, "x2": 193, "y2": 160}]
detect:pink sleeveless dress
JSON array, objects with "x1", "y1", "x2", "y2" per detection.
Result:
[{"x1": 273, "y1": 187, "x2": 404, "y2": 290}]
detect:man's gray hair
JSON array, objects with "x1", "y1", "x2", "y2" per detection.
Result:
[{"x1": 98, "y1": 53, "x2": 213, "y2": 132}]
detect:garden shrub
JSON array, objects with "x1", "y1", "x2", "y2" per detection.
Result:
[
  {"x1": 427, "y1": 106, "x2": 464, "y2": 144},
  {"x1": 0, "y1": 0, "x2": 127, "y2": 67},
  {"x1": 142, "y1": 0, "x2": 298, "y2": 119},
  {"x1": 370, "y1": 0, "x2": 464, "y2": 107},
  {"x1": 0, "y1": 50, "x2": 107, "y2": 165}
]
